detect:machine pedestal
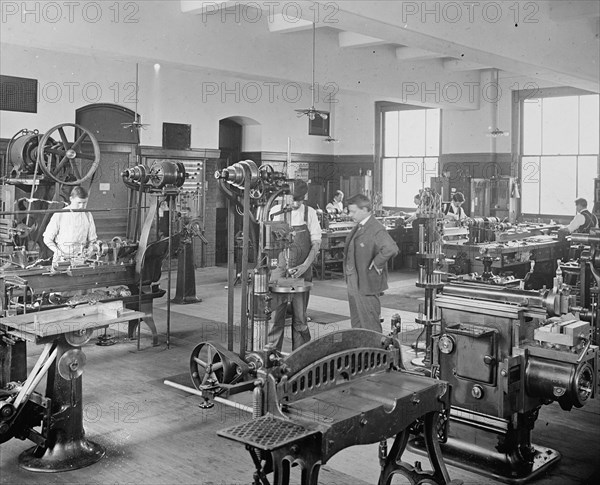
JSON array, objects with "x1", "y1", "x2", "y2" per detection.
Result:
[
  {"x1": 18, "y1": 336, "x2": 105, "y2": 472},
  {"x1": 19, "y1": 439, "x2": 105, "y2": 473},
  {"x1": 172, "y1": 241, "x2": 201, "y2": 304},
  {"x1": 410, "y1": 419, "x2": 561, "y2": 484}
]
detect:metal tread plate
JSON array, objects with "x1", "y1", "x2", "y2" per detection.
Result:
[{"x1": 217, "y1": 414, "x2": 320, "y2": 451}]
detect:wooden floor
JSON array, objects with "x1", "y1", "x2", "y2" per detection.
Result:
[{"x1": 1, "y1": 267, "x2": 598, "y2": 485}]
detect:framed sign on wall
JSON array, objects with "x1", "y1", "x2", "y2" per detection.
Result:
[{"x1": 308, "y1": 114, "x2": 330, "y2": 136}]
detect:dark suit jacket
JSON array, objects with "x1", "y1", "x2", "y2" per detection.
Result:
[{"x1": 344, "y1": 215, "x2": 399, "y2": 295}]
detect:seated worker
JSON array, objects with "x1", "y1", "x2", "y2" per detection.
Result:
[
  {"x1": 400, "y1": 193, "x2": 421, "y2": 224},
  {"x1": 444, "y1": 192, "x2": 468, "y2": 221},
  {"x1": 563, "y1": 198, "x2": 598, "y2": 234},
  {"x1": 43, "y1": 186, "x2": 98, "y2": 267},
  {"x1": 326, "y1": 190, "x2": 345, "y2": 214},
  {"x1": 268, "y1": 180, "x2": 322, "y2": 351}
]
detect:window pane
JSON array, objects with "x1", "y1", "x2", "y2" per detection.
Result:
[
  {"x1": 395, "y1": 157, "x2": 424, "y2": 207},
  {"x1": 523, "y1": 99, "x2": 542, "y2": 155},
  {"x1": 542, "y1": 97, "x2": 578, "y2": 155},
  {"x1": 578, "y1": 155, "x2": 598, "y2": 203},
  {"x1": 399, "y1": 110, "x2": 426, "y2": 156},
  {"x1": 426, "y1": 109, "x2": 440, "y2": 156},
  {"x1": 384, "y1": 111, "x2": 399, "y2": 157},
  {"x1": 579, "y1": 95, "x2": 599, "y2": 154},
  {"x1": 424, "y1": 158, "x2": 439, "y2": 190},
  {"x1": 382, "y1": 158, "x2": 397, "y2": 206},
  {"x1": 521, "y1": 156, "x2": 540, "y2": 214},
  {"x1": 540, "y1": 156, "x2": 577, "y2": 214}
]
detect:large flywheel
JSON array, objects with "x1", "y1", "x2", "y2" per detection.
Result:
[
  {"x1": 37, "y1": 123, "x2": 101, "y2": 185},
  {"x1": 189, "y1": 342, "x2": 237, "y2": 391}
]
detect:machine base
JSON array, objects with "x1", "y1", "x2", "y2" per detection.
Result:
[
  {"x1": 19, "y1": 439, "x2": 105, "y2": 472},
  {"x1": 171, "y1": 296, "x2": 202, "y2": 304},
  {"x1": 409, "y1": 435, "x2": 561, "y2": 484}
]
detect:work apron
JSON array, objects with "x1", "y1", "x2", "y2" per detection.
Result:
[{"x1": 268, "y1": 206, "x2": 312, "y2": 350}]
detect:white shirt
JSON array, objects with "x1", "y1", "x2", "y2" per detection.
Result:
[
  {"x1": 269, "y1": 203, "x2": 322, "y2": 244},
  {"x1": 43, "y1": 210, "x2": 97, "y2": 263},
  {"x1": 566, "y1": 212, "x2": 586, "y2": 233},
  {"x1": 326, "y1": 200, "x2": 344, "y2": 213}
]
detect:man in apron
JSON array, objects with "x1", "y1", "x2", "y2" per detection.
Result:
[
  {"x1": 268, "y1": 180, "x2": 322, "y2": 351},
  {"x1": 43, "y1": 186, "x2": 98, "y2": 267}
]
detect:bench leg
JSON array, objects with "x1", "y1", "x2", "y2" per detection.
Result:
[
  {"x1": 378, "y1": 412, "x2": 458, "y2": 485},
  {"x1": 127, "y1": 300, "x2": 159, "y2": 346},
  {"x1": 423, "y1": 411, "x2": 454, "y2": 484},
  {"x1": 246, "y1": 446, "x2": 270, "y2": 485}
]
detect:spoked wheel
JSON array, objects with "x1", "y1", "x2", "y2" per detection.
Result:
[
  {"x1": 189, "y1": 342, "x2": 236, "y2": 391},
  {"x1": 37, "y1": 123, "x2": 101, "y2": 185}
]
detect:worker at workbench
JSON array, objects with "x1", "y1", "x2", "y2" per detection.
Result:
[
  {"x1": 268, "y1": 180, "x2": 322, "y2": 351},
  {"x1": 43, "y1": 186, "x2": 98, "y2": 267},
  {"x1": 400, "y1": 193, "x2": 421, "y2": 224},
  {"x1": 563, "y1": 198, "x2": 598, "y2": 234},
  {"x1": 444, "y1": 192, "x2": 468, "y2": 221},
  {"x1": 326, "y1": 190, "x2": 345, "y2": 214}
]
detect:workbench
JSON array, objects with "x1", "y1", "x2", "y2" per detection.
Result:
[
  {"x1": 0, "y1": 302, "x2": 145, "y2": 472},
  {"x1": 443, "y1": 236, "x2": 564, "y2": 279},
  {"x1": 314, "y1": 228, "x2": 351, "y2": 279},
  {"x1": 1, "y1": 262, "x2": 164, "y2": 345}
]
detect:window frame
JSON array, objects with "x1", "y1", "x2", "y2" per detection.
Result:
[
  {"x1": 375, "y1": 101, "x2": 442, "y2": 211},
  {"x1": 514, "y1": 87, "x2": 599, "y2": 219}
]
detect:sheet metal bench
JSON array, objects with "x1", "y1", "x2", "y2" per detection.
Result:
[{"x1": 218, "y1": 329, "x2": 460, "y2": 485}]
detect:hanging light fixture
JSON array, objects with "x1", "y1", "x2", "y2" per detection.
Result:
[
  {"x1": 295, "y1": 22, "x2": 329, "y2": 121},
  {"x1": 122, "y1": 63, "x2": 150, "y2": 139},
  {"x1": 487, "y1": 68, "x2": 509, "y2": 138}
]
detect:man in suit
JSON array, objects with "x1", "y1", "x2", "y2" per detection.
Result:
[{"x1": 344, "y1": 194, "x2": 399, "y2": 333}]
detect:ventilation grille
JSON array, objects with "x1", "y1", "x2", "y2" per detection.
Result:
[{"x1": 0, "y1": 75, "x2": 38, "y2": 113}]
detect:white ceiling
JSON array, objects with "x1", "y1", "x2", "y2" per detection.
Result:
[{"x1": 181, "y1": 0, "x2": 600, "y2": 93}]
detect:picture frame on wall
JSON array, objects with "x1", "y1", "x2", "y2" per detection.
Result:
[{"x1": 308, "y1": 114, "x2": 330, "y2": 136}]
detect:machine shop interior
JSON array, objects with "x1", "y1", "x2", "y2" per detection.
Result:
[{"x1": 1, "y1": 2, "x2": 599, "y2": 484}]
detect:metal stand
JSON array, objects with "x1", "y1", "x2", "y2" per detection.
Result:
[
  {"x1": 411, "y1": 191, "x2": 444, "y2": 369},
  {"x1": 171, "y1": 239, "x2": 201, "y2": 304},
  {"x1": 19, "y1": 336, "x2": 105, "y2": 472}
]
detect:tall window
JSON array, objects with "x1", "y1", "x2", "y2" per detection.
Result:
[
  {"x1": 381, "y1": 107, "x2": 440, "y2": 208},
  {"x1": 521, "y1": 93, "x2": 599, "y2": 216}
]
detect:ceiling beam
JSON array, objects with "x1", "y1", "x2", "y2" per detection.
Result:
[
  {"x1": 297, "y1": 1, "x2": 598, "y2": 92},
  {"x1": 395, "y1": 47, "x2": 442, "y2": 61},
  {"x1": 443, "y1": 59, "x2": 490, "y2": 71},
  {"x1": 267, "y1": 13, "x2": 312, "y2": 33},
  {"x1": 338, "y1": 32, "x2": 386, "y2": 48}
]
